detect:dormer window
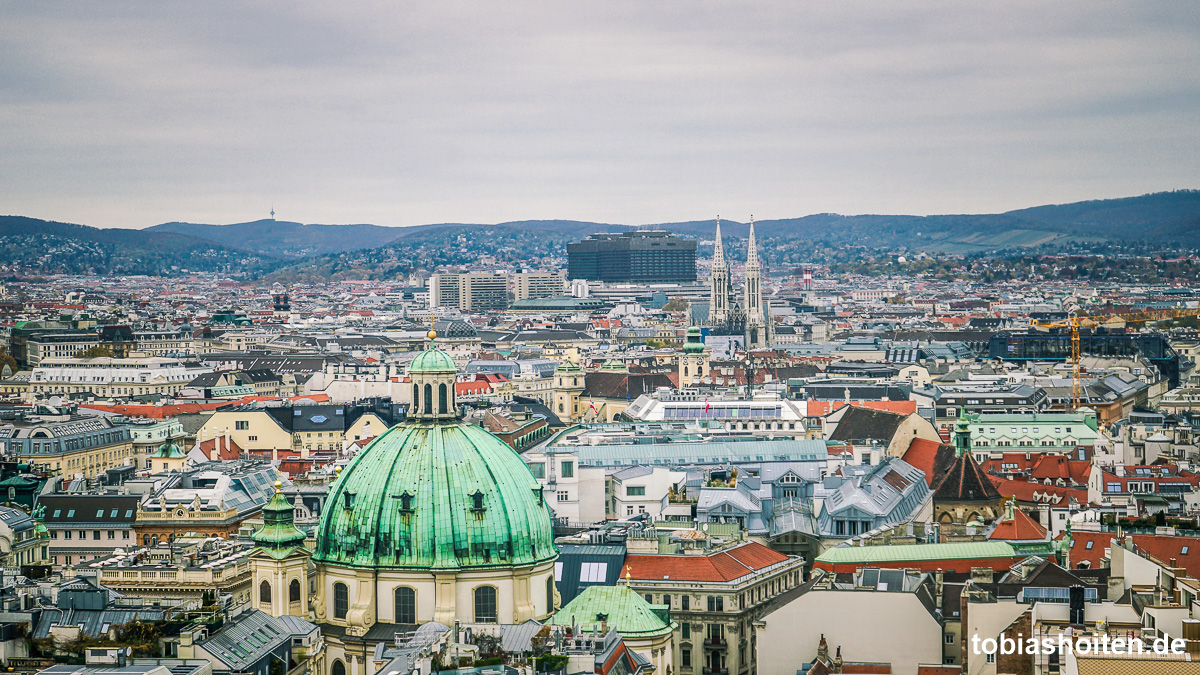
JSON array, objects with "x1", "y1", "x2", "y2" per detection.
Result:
[
  {"x1": 343, "y1": 491, "x2": 356, "y2": 510},
  {"x1": 398, "y1": 491, "x2": 415, "y2": 513},
  {"x1": 470, "y1": 490, "x2": 486, "y2": 512}
]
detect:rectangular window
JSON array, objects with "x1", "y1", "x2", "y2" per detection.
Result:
[
  {"x1": 557, "y1": 491, "x2": 569, "y2": 502},
  {"x1": 627, "y1": 486, "x2": 646, "y2": 496},
  {"x1": 528, "y1": 462, "x2": 545, "y2": 479},
  {"x1": 580, "y1": 562, "x2": 609, "y2": 583},
  {"x1": 560, "y1": 461, "x2": 574, "y2": 478},
  {"x1": 682, "y1": 595, "x2": 690, "y2": 610},
  {"x1": 681, "y1": 649, "x2": 691, "y2": 668},
  {"x1": 682, "y1": 623, "x2": 690, "y2": 639},
  {"x1": 945, "y1": 634, "x2": 955, "y2": 644}
]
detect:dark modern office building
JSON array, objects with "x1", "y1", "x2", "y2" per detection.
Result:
[{"x1": 566, "y1": 231, "x2": 697, "y2": 283}]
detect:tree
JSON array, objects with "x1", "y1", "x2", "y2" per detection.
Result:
[
  {"x1": 662, "y1": 296, "x2": 688, "y2": 313},
  {"x1": 76, "y1": 345, "x2": 114, "y2": 359},
  {"x1": 0, "y1": 345, "x2": 16, "y2": 375}
]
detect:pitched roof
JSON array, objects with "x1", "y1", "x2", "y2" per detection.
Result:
[
  {"x1": 1061, "y1": 531, "x2": 1200, "y2": 577},
  {"x1": 549, "y1": 585, "x2": 672, "y2": 637},
  {"x1": 807, "y1": 400, "x2": 918, "y2": 417},
  {"x1": 582, "y1": 371, "x2": 675, "y2": 400},
  {"x1": 901, "y1": 438, "x2": 958, "y2": 489},
  {"x1": 988, "y1": 506, "x2": 1049, "y2": 541},
  {"x1": 1029, "y1": 455, "x2": 1092, "y2": 483},
  {"x1": 934, "y1": 452, "x2": 1002, "y2": 502},
  {"x1": 624, "y1": 541, "x2": 790, "y2": 583},
  {"x1": 987, "y1": 476, "x2": 1087, "y2": 505},
  {"x1": 195, "y1": 436, "x2": 243, "y2": 461},
  {"x1": 829, "y1": 406, "x2": 908, "y2": 443},
  {"x1": 816, "y1": 541, "x2": 1017, "y2": 565}
]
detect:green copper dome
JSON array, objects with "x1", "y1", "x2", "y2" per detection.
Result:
[
  {"x1": 313, "y1": 421, "x2": 557, "y2": 570},
  {"x1": 155, "y1": 439, "x2": 186, "y2": 459},
  {"x1": 683, "y1": 326, "x2": 705, "y2": 354},
  {"x1": 409, "y1": 344, "x2": 456, "y2": 374},
  {"x1": 253, "y1": 483, "x2": 308, "y2": 558}
]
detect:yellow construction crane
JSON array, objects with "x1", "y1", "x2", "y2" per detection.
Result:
[{"x1": 1029, "y1": 306, "x2": 1200, "y2": 411}]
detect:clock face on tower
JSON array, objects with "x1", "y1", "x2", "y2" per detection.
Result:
[{"x1": 175, "y1": 508, "x2": 187, "y2": 518}]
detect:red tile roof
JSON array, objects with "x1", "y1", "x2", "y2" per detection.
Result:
[
  {"x1": 625, "y1": 542, "x2": 790, "y2": 582},
  {"x1": 917, "y1": 667, "x2": 960, "y2": 675},
  {"x1": 807, "y1": 400, "x2": 918, "y2": 417},
  {"x1": 195, "y1": 437, "x2": 243, "y2": 461},
  {"x1": 1030, "y1": 455, "x2": 1092, "y2": 483},
  {"x1": 1056, "y1": 531, "x2": 1200, "y2": 576},
  {"x1": 988, "y1": 476, "x2": 1087, "y2": 506},
  {"x1": 988, "y1": 506, "x2": 1048, "y2": 541},
  {"x1": 81, "y1": 401, "x2": 229, "y2": 419},
  {"x1": 901, "y1": 438, "x2": 957, "y2": 488}
]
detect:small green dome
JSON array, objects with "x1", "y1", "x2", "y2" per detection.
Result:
[
  {"x1": 683, "y1": 326, "x2": 705, "y2": 354},
  {"x1": 253, "y1": 483, "x2": 307, "y2": 557},
  {"x1": 155, "y1": 439, "x2": 186, "y2": 459},
  {"x1": 313, "y1": 421, "x2": 557, "y2": 570},
  {"x1": 409, "y1": 346, "x2": 456, "y2": 374}
]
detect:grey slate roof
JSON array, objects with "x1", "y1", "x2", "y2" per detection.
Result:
[{"x1": 198, "y1": 609, "x2": 308, "y2": 672}]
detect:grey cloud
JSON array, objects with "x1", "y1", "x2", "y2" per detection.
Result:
[{"x1": 1, "y1": 1, "x2": 1198, "y2": 229}]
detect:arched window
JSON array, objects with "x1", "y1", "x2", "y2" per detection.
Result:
[
  {"x1": 395, "y1": 587, "x2": 416, "y2": 623},
  {"x1": 474, "y1": 586, "x2": 497, "y2": 623},
  {"x1": 334, "y1": 582, "x2": 349, "y2": 619},
  {"x1": 331, "y1": 660, "x2": 346, "y2": 675},
  {"x1": 260, "y1": 580, "x2": 271, "y2": 603},
  {"x1": 547, "y1": 575, "x2": 555, "y2": 615},
  {"x1": 683, "y1": 366, "x2": 689, "y2": 376},
  {"x1": 412, "y1": 384, "x2": 419, "y2": 410},
  {"x1": 439, "y1": 383, "x2": 448, "y2": 414},
  {"x1": 423, "y1": 384, "x2": 433, "y2": 414},
  {"x1": 290, "y1": 579, "x2": 301, "y2": 603}
]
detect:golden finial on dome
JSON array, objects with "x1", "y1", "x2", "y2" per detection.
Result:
[
  {"x1": 428, "y1": 330, "x2": 437, "y2": 341},
  {"x1": 274, "y1": 479, "x2": 283, "y2": 490}
]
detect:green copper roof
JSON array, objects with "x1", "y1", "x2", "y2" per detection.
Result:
[
  {"x1": 683, "y1": 326, "x2": 705, "y2": 354},
  {"x1": 550, "y1": 585, "x2": 673, "y2": 638},
  {"x1": 313, "y1": 420, "x2": 557, "y2": 570},
  {"x1": 816, "y1": 541, "x2": 1016, "y2": 565},
  {"x1": 155, "y1": 440, "x2": 186, "y2": 459},
  {"x1": 252, "y1": 485, "x2": 308, "y2": 558},
  {"x1": 409, "y1": 345, "x2": 456, "y2": 374}
]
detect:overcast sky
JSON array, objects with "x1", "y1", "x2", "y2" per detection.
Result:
[{"x1": 2, "y1": 2, "x2": 1198, "y2": 229}]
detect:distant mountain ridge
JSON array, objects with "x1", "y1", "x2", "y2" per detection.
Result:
[
  {"x1": 146, "y1": 190, "x2": 1200, "y2": 259},
  {"x1": 4, "y1": 190, "x2": 1199, "y2": 277},
  {"x1": 0, "y1": 215, "x2": 265, "y2": 276}
]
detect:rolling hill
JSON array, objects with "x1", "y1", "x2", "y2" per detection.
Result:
[
  {"x1": 4, "y1": 190, "x2": 1199, "y2": 278},
  {"x1": 0, "y1": 216, "x2": 272, "y2": 276}
]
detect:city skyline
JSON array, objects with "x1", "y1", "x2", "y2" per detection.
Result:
[{"x1": 2, "y1": 2, "x2": 1198, "y2": 229}]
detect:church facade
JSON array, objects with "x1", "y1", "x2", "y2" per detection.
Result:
[{"x1": 707, "y1": 217, "x2": 771, "y2": 350}]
